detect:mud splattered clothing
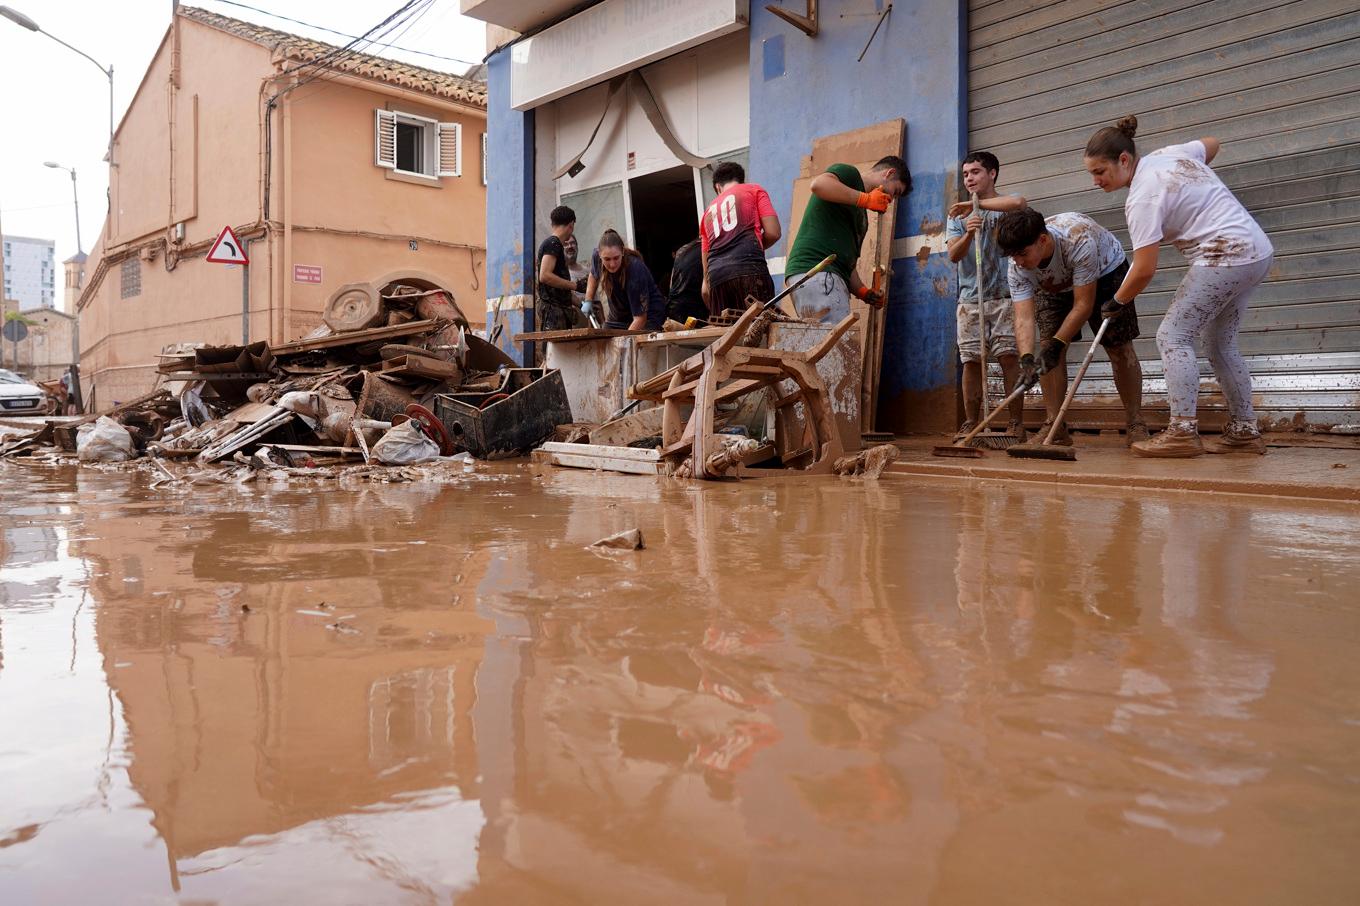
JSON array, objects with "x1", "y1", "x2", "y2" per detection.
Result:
[
  {"x1": 1158, "y1": 255, "x2": 1272, "y2": 420},
  {"x1": 1007, "y1": 212, "x2": 1126, "y2": 302},
  {"x1": 1127, "y1": 141, "x2": 1273, "y2": 423},
  {"x1": 1126, "y1": 141, "x2": 1272, "y2": 267},
  {"x1": 947, "y1": 204, "x2": 1017, "y2": 363},
  {"x1": 1034, "y1": 260, "x2": 1140, "y2": 348}
]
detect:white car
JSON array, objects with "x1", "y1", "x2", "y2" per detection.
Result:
[{"x1": 0, "y1": 369, "x2": 48, "y2": 416}]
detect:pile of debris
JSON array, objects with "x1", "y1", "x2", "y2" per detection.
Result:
[{"x1": 1, "y1": 276, "x2": 572, "y2": 476}]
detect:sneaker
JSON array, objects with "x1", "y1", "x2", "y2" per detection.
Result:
[
  {"x1": 1209, "y1": 424, "x2": 1266, "y2": 455},
  {"x1": 1036, "y1": 419, "x2": 1072, "y2": 446},
  {"x1": 1125, "y1": 421, "x2": 1150, "y2": 446},
  {"x1": 1007, "y1": 419, "x2": 1027, "y2": 442},
  {"x1": 1132, "y1": 425, "x2": 1205, "y2": 458},
  {"x1": 954, "y1": 420, "x2": 978, "y2": 442}
]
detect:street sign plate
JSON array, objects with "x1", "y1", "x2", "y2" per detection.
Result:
[
  {"x1": 207, "y1": 226, "x2": 249, "y2": 265},
  {"x1": 2, "y1": 320, "x2": 29, "y2": 342}
]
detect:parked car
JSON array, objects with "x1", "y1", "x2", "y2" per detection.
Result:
[{"x1": 0, "y1": 369, "x2": 49, "y2": 416}]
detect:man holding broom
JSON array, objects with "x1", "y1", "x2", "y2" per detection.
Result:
[{"x1": 996, "y1": 208, "x2": 1149, "y2": 447}]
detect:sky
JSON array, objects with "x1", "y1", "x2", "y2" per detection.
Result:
[{"x1": 0, "y1": 0, "x2": 488, "y2": 297}]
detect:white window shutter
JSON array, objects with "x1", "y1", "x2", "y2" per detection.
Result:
[
  {"x1": 438, "y1": 122, "x2": 462, "y2": 177},
  {"x1": 481, "y1": 133, "x2": 488, "y2": 186},
  {"x1": 374, "y1": 109, "x2": 397, "y2": 169}
]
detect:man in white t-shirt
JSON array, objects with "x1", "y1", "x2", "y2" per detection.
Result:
[
  {"x1": 1084, "y1": 115, "x2": 1274, "y2": 457},
  {"x1": 996, "y1": 208, "x2": 1147, "y2": 446}
]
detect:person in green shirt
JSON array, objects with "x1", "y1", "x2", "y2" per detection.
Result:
[{"x1": 785, "y1": 156, "x2": 911, "y2": 322}]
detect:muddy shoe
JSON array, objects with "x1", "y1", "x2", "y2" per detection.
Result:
[
  {"x1": 1007, "y1": 420, "x2": 1027, "y2": 442},
  {"x1": 1132, "y1": 425, "x2": 1205, "y2": 458},
  {"x1": 1208, "y1": 424, "x2": 1267, "y2": 455},
  {"x1": 1125, "y1": 421, "x2": 1150, "y2": 446},
  {"x1": 1037, "y1": 420, "x2": 1072, "y2": 446},
  {"x1": 953, "y1": 420, "x2": 978, "y2": 442}
]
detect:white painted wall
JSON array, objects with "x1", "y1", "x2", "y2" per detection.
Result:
[{"x1": 548, "y1": 31, "x2": 749, "y2": 195}]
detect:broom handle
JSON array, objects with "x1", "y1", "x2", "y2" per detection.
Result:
[
  {"x1": 956, "y1": 380, "x2": 1029, "y2": 446},
  {"x1": 1041, "y1": 317, "x2": 1111, "y2": 445},
  {"x1": 973, "y1": 193, "x2": 988, "y2": 421}
]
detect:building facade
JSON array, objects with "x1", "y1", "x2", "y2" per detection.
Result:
[
  {"x1": 2, "y1": 235, "x2": 57, "y2": 311},
  {"x1": 472, "y1": 0, "x2": 1360, "y2": 432},
  {"x1": 63, "y1": 252, "x2": 87, "y2": 313},
  {"x1": 77, "y1": 6, "x2": 489, "y2": 408}
]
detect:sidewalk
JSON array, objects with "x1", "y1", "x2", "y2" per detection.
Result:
[{"x1": 889, "y1": 433, "x2": 1360, "y2": 503}]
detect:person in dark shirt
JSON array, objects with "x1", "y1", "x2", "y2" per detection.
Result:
[
  {"x1": 594, "y1": 229, "x2": 666, "y2": 331},
  {"x1": 667, "y1": 239, "x2": 708, "y2": 323},
  {"x1": 535, "y1": 205, "x2": 588, "y2": 332},
  {"x1": 700, "y1": 161, "x2": 781, "y2": 315}
]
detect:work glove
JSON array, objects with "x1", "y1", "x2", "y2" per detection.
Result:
[
  {"x1": 1040, "y1": 336, "x2": 1068, "y2": 372},
  {"x1": 856, "y1": 188, "x2": 892, "y2": 213},
  {"x1": 1018, "y1": 353, "x2": 1040, "y2": 389},
  {"x1": 855, "y1": 285, "x2": 884, "y2": 307},
  {"x1": 575, "y1": 276, "x2": 589, "y2": 294},
  {"x1": 1100, "y1": 296, "x2": 1129, "y2": 319}
]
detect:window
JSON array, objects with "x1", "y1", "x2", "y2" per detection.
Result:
[
  {"x1": 374, "y1": 109, "x2": 461, "y2": 179},
  {"x1": 481, "y1": 133, "x2": 488, "y2": 186},
  {"x1": 120, "y1": 258, "x2": 141, "y2": 299}
]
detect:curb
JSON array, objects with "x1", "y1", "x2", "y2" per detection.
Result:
[{"x1": 885, "y1": 460, "x2": 1360, "y2": 504}]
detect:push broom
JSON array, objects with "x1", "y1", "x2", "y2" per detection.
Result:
[
  {"x1": 932, "y1": 379, "x2": 1035, "y2": 458},
  {"x1": 1006, "y1": 316, "x2": 1112, "y2": 462},
  {"x1": 965, "y1": 194, "x2": 1020, "y2": 450}
]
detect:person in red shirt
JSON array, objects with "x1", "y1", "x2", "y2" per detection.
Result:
[{"x1": 700, "y1": 162, "x2": 782, "y2": 316}]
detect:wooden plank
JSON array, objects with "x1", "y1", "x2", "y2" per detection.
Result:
[
  {"x1": 162, "y1": 372, "x2": 273, "y2": 382},
  {"x1": 270, "y1": 319, "x2": 443, "y2": 355},
  {"x1": 515, "y1": 328, "x2": 635, "y2": 341},
  {"x1": 538, "y1": 442, "x2": 660, "y2": 462},
  {"x1": 588, "y1": 407, "x2": 663, "y2": 447},
  {"x1": 633, "y1": 326, "x2": 729, "y2": 346},
  {"x1": 531, "y1": 448, "x2": 660, "y2": 476}
]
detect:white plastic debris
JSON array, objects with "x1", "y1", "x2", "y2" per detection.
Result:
[
  {"x1": 76, "y1": 416, "x2": 136, "y2": 463},
  {"x1": 372, "y1": 419, "x2": 441, "y2": 465}
]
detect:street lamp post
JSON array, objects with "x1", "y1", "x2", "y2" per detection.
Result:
[
  {"x1": 1, "y1": 6, "x2": 115, "y2": 169},
  {"x1": 44, "y1": 162, "x2": 82, "y2": 254}
]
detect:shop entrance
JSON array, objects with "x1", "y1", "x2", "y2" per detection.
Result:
[{"x1": 627, "y1": 166, "x2": 700, "y2": 294}]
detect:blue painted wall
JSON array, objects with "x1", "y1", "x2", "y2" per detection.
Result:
[
  {"x1": 485, "y1": 49, "x2": 536, "y2": 364},
  {"x1": 749, "y1": 0, "x2": 965, "y2": 432},
  {"x1": 485, "y1": 0, "x2": 967, "y2": 416}
]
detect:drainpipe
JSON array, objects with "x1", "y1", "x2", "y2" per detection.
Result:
[{"x1": 241, "y1": 235, "x2": 252, "y2": 344}]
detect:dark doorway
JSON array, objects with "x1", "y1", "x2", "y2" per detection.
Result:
[{"x1": 627, "y1": 166, "x2": 699, "y2": 294}]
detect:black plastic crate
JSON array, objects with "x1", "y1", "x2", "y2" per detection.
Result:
[{"x1": 433, "y1": 368, "x2": 572, "y2": 458}]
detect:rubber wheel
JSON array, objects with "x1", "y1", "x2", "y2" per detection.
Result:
[{"x1": 404, "y1": 403, "x2": 452, "y2": 455}]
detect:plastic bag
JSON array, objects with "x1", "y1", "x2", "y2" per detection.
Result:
[
  {"x1": 372, "y1": 419, "x2": 440, "y2": 465},
  {"x1": 77, "y1": 416, "x2": 136, "y2": 462}
]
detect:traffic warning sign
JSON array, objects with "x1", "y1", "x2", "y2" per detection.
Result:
[{"x1": 206, "y1": 226, "x2": 249, "y2": 265}]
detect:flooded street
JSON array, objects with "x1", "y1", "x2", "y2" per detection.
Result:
[{"x1": 2, "y1": 463, "x2": 1359, "y2": 904}]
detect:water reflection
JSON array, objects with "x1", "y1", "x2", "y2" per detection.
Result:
[{"x1": 1, "y1": 466, "x2": 1358, "y2": 903}]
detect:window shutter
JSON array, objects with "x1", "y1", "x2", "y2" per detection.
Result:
[
  {"x1": 374, "y1": 109, "x2": 397, "y2": 169},
  {"x1": 481, "y1": 133, "x2": 488, "y2": 186},
  {"x1": 438, "y1": 122, "x2": 462, "y2": 177}
]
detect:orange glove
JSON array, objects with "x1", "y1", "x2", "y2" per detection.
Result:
[
  {"x1": 855, "y1": 285, "x2": 884, "y2": 307},
  {"x1": 856, "y1": 188, "x2": 892, "y2": 213}
]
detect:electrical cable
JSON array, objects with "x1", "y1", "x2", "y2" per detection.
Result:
[{"x1": 206, "y1": 0, "x2": 479, "y2": 66}]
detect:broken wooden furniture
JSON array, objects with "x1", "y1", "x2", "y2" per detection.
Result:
[{"x1": 630, "y1": 303, "x2": 856, "y2": 479}]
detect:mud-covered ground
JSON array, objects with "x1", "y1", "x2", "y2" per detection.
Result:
[{"x1": 2, "y1": 462, "x2": 1359, "y2": 904}]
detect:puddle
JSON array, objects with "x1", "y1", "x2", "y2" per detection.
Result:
[{"x1": 2, "y1": 465, "x2": 1359, "y2": 903}]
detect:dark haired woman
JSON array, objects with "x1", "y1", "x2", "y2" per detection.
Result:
[
  {"x1": 594, "y1": 230, "x2": 666, "y2": 331},
  {"x1": 1085, "y1": 115, "x2": 1273, "y2": 457}
]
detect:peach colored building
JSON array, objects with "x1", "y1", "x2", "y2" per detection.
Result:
[{"x1": 77, "y1": 6, "x2": 488, "y2": 408}]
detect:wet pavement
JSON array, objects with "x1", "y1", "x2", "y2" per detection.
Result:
[{"x1": 2, "y1": 462, "x2": 1359, "y2": 904}]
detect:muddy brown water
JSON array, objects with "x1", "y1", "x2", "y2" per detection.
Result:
[{"x1": 2, "y1": 464, "x2": 1359, "y2": 904}]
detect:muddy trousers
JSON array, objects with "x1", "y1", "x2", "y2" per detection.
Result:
[{"x1": 1157, "y1": 256, "x2": 1272, "y2": 423}]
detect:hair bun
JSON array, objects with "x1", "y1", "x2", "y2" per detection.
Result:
[{"x1": 1115, "y1": 115, "x2": 1138, "y2": 139}]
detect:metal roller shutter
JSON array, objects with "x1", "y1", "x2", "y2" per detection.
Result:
[{"x1": 968, "y1": 0, "x2": 1360, "y2": 430}]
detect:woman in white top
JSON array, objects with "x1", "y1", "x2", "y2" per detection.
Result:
[{"x1": 1084, "y1": 115, "x2": 1274, "y2": 458}]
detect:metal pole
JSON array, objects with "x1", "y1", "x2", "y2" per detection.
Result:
[
  {"x1": 241, "y1": 237, "x2": 250, "y2": 345},
  {"x1": 69, "y1": 167, "x2": 82, "y2": 252}
]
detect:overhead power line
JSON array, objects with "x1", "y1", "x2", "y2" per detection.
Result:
[{"x1": 208, "y1": 0, "x2": 478, "y2": 68}]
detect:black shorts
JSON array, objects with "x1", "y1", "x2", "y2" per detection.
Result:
[
  {"x1": 709, "y1": 271, "x2": 776, "y2": 317},
  {"x1": 1034, "y1": 259, "x2": 1140, "y2": 348}
]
